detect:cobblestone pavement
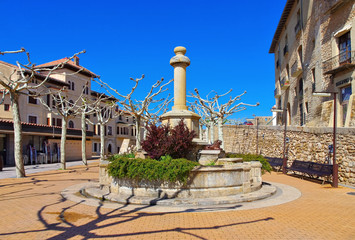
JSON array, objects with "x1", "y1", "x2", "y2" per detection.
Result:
[{"x1": 0, "y1": 162, "x2": 354, "y2": 240}]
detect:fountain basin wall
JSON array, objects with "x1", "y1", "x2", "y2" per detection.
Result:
[{"x1": 100, "y1": 161, "x2": 263, "y2": 199}]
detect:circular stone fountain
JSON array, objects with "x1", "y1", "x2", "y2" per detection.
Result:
[
  {"x1": 83, "y1": 160, "x2": 276, "y2": 206},
  {"x1": 82, "y1": 46, "x2": 277, "y2": 206}
]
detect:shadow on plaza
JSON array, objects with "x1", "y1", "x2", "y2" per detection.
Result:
[{"x1": 0, "y1": 195, "x2": 274, "y2": 239}]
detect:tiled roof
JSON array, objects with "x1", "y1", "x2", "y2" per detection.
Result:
[
  {"x1": 269, "y1": 0, "x2": 296, "y2": 53},
  {"x1": 0, "y1": 60, "x2": 69, "y2": 87},
  {"x1": 36, "y1": 58, "x2": 98, "y2": 78}
]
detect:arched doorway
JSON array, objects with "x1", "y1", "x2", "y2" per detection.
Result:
[{"x1": 107, "y1": 144, "x2": 112, "y2": 154}]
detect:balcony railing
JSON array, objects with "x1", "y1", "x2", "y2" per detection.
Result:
[
  {"x1": 280, "y1": 77, "x2": 290, "y2": 90},
  {"x1": 323, "y1": 50, "x2": 355, "y2": 74},
  {"x1": 291, "y1": 60, "x2": 303, "y2": 77},
  {"x1": 283, "y1": 45, "x2": 289, "y2": 56},
  {"x1": 274, "y1": 88, "x2": 281, "y2": 98}
]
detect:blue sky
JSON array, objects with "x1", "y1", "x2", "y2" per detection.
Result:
[{"x1": 1, "y1": 0, "x2": 286, "y2": 121}]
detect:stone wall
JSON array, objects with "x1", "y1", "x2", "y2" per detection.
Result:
[{"x1": 219, "y1": 125, "x2": 355, "y2": 186}]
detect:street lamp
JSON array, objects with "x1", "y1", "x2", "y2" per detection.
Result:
[
  {"x1": 253, "y1": 114, "x2": 259, "y2": 155},
  {"x1": 313, "y1": 92, "x2": 338, "y2": 188},
  {"x1": 271, "y1": 107, "x2": 288, "y2": 174}
]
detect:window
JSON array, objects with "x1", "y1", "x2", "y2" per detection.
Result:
[
  {"x1": 93, "y1": 124, "x2": 96, "y2": 135},
  {"x1": 98, "y1": 125, "x2": 101, "y2": 135},
  {"x1": 295, "y1": 10, "x2": 301, "y2": 34},
  {"x1": 117, "y1": 127, "x2": 120, "y2": 135},
  {"x1": 68, "y1": 120, "x2": 74, "y2": 129},
  {"x1": 28, "y1": 115, "x2": 37, "y2": 124},
  {"x1": 46, "y1": 95, "x2": 51, "y2": 107},
  {"x1": 311, "y1": 68, "x2": 316, "y2": 92},
  {"x1": 52, "y1": 118, "x2": 55, "y2": 126},
  {"x1": 284, "y1": 35, "x2": 288, "y2": 55},
  {"x1": 299, "y1": 78, "x2": 303, "y2": 98},
  {"x1": 298, "y1": 45, "x2": 303, "y2": 65},
  {"x1": 108, "y1": 126, "x2": 112, "y2": 135},
  {"x1": 126, "y1": 117, "x2": 129, "y2": 122},
  {"x1": 4, "y1": 104, "x2": 9, "y2": 111},
  {"x1": 131, "y1": 128, "x2": 134, "y2": 136},
  {"x1": 68, "y1": 81, "x2": 71, "y2": 90},
  {"x1": 86, "y1": 124, "x2": 89, "y2": 131},
  {"x1": 119, "y1": 115, "x2": 122, "y2": 120},
  {"x1": 57, "y1": 118, "x2": 62, "y2": 127},
  {"x1": 47, "y1": 118, "x2": 50, "y2": 125},
  {"x1": 104, "y1": 126, "x2": 107, "y2": 136},
  {"x1": 28, "y1": 96, "x2": 37, "y2": 104},
  {"x1": 339, "y1": 32, "x2": 351, "y2": 64},
  {"x1": 94, "y1": 143, "x2": 97, "y2": 152},
  {"x1": 299, "y1": 103, "x2": 304, "y2": 126},
  {"x1": 341, "y1": 85, "x2": 352, "y2": 125},
  {"x1": 71, "y1": 82, "x2": 75, "y2": 91},
  {"x1": 133, "y1": 117, "x2": 136, "y2": 123}
]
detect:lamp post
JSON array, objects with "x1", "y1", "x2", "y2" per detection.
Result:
[
  {"x1": 253, "y1": 114, "x2": 259, "y2": 155},
  {"x1": 271, "y1": 108, "x2": 287, "y2": 174},
  {"x1": 313, "y1": 92, "x2": 338, "y2": 188}
]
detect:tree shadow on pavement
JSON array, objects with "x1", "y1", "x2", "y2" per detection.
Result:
[{"x1": 0, "y1": 195, "x2": 274, "y2": 239}]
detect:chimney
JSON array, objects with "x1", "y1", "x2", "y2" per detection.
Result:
[{"x1": 74, "y1": 56, "x2": 80, "y2": 66}]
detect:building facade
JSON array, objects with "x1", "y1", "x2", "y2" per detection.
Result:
[
  {"x1": 270, "y1": 0, "x2": 354, "y2": 127},
  {"x1": 0, "y1": 57, "x2": 139, "y2": 166}
]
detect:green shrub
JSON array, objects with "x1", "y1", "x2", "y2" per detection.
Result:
[
  {"x1": 226, "y1": 153, "x2": 272, "y2": 173},
  {"x1": 107, "y1": 155, "x2": 200, "y2": 184}
]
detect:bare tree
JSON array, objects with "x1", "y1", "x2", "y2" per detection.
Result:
[
  {"x1": 0, "y1": 48, "x2": 84, "y2": 177},
  {"x1": 85, "y1": 96, "x2": 120, "y2": 160},
  {"x1": 37, "y1": 86, "x2": 85, "y2": 169},
  {"x1": 190, "y1": 89, "x2": 259, "y2": 149},
  {"x1": 80, "y1": 91, "x2": 102, "y2": 165},
  {"x1": 95, "y1": 75, "x2": 173, "y2": 150},
  {"x1": 189, "y1": 102, "x2": 215, "y2": 143}
]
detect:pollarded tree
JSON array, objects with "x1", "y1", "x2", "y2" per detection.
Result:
[
  {"x1": 0, "y1": 48, "x2": 84, "y2": 177},
  {"x1": 96, "y1": 75, "x2": 173, "y2": 150},
  {"x1": 189, "y1": 101, "x2": 216, "y2": 143},
  {"x1": 85, "y1": 96, "x2": 121, "y2": 160},
  {"x1": 80, "y1": 90, "x2": 104, "y2": 165},
  {"x1": 37, "y1": 86, "x2": 86, "y2": 169},
  {"x1": 190, "y1": 89, "x2": 259, "y2": 149}
]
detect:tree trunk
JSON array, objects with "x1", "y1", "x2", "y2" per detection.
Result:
[
  {"x1": 210, "y1": 121, "x2": 214, "y2": 144},
  {"x1": 11, "y1": 93, "x2": 25, "y2": 178},
  {"x1": 60, "y1": 118, "x2": 67, "y2": 170},
  {"x1": 205, "y1": 126, "x2": 210, "y2": 143},
  {"x1": 81, "y1": 111, "x2": 87, "y2": 165},
  {"x1": 100, "y1": 123, "x2": 105, "y2": 160},
  {"x1": 218, "y1": 117, "x2": 224, "y2": 149},
  {"x1": 135, "y1": 117, "x2": 141, "y2": 150}
]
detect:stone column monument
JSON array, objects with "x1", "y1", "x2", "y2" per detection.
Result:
[{"x1": 161, "y1": 46, "x2": 200, "y2": 135}]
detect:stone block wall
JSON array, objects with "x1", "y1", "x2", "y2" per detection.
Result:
[{"x1": 220, "y1": 125, "x2": 355, "y2": 186}]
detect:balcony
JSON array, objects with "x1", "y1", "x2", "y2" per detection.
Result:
[
  {"x1": 291, "y1": 60, "x2": 303, "y2": 77},
  {"x1": 274, "y1": 87, "x2": 281, "y2": 98},
  {"x1": 280, "y1": 77, "x2": 290, "y2": 90},
  {"x1": 323, "y1": 50, "x2": 355, "y2": 75},
  {"x1": 283, "y1": 45, "x2": 289, "y2": 56}
]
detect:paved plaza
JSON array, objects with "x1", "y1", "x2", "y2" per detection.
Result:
[{"x1": 0, "y1": 161, "x2": 354, "y2": 239}]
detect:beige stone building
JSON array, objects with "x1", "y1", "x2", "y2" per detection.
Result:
[
  {"x1": 270, "y1": 0, "x2": 354, "y2": 127},
  {"x1": 0, "y1": 57, "x2": 138, "y2": 166}
]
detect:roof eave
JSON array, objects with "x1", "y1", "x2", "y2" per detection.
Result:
[{"x1": 269, "y1": 0, "x2": 296, "y2": 54}]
